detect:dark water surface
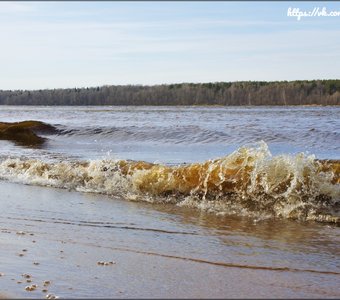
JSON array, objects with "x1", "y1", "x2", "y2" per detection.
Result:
[{"x1": 0, "y1": 105, "x2": 339, "y2": 162}]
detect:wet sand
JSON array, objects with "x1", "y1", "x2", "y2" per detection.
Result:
[{"x1": 0, "y1": 181, "x2": 339, "y2": 298}]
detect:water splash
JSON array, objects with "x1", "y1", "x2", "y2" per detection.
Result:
[{"x1": 0, "y1": 142, "x2": 339, "y2": 223}]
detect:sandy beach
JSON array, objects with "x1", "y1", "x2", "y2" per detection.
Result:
[{"x1": 0, "y1": 180, "x2": 339, "y2": 298}]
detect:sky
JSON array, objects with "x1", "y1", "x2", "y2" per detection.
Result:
[{"x1": 0, "y1": 1, "x2": 340, "y2": 90}]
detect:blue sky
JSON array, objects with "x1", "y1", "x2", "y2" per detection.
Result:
[{"x1": 0, "y1": 1, "x2": 340, "y2": 90}]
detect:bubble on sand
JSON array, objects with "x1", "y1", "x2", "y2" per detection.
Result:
[
  {"x1": 43, "y1": 280, "x2": 51, "y2": 286},
  {"x1": 97, "y1": 261, "x2": 115, "y2": 266},
  {"x1": 25, "y1": 284, "x2": 38, "y2": 291},
  {"x1": 46, "y1": 293, "x2": 59, "y2": 299}
]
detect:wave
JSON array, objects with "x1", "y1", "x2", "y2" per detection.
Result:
[
  {"x1": 3, "y1": 120, "x2": 338, "y2": 153},
  {"x1": 0, "y1": 121, "x2": 234, "y2": 146},
  {"x1": 56, "y1": 125, "x2": 340, "y2": 148},
  {"x1": 0, "y1": 120, "x2": 57, "y2": 146},
  {"x1": 56, "y1": 125, "x2": 231, "y2": 145},
  {"x1": 51, "y1": 123, "x2": 340, "y2": 149},
  {"x1": 0, "y1": 142, "x2": 339, "y2": 224}
]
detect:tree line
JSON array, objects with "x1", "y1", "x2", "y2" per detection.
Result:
[{"x1": 0, "y1": 80, "x2": 339, "y2": 106}]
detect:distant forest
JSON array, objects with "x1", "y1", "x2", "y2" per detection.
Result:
[{"x1": 0, "y1": 80, "x2": 340, "y2": 106}]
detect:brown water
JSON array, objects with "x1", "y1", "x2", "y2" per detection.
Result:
[{"x1": 0, "y1": 142, "x2": 339, "y2": 224}]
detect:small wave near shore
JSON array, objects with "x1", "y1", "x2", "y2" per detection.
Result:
[{"x1": 0, "y1": 141, "x2": 339, "y2": 224}]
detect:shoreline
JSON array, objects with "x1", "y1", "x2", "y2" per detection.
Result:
[
  {"x1": 0, "y1": 181, "x2": 339, "y2": 298},
  {"x1": 1, "y1": 104, "x2": 340, "y2": 107}
]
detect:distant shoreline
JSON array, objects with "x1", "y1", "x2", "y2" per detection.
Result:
[
  {"x1": 1, "y1": 103, "x2": 340, "y2": 107},
  {"x1": 0, "y1": 104, "x2": 339, "y2": 107},
  {"x1": 1, "y1": 80, "x2": 339, "y2": 106}
]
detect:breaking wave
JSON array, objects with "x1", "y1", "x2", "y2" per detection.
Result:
[
  {"x1": 0, "y1": 120, "x2": 57, "y2": 146},
  {"x1": 0, "y1": 142, "x2": 339, "y2": 223}
]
